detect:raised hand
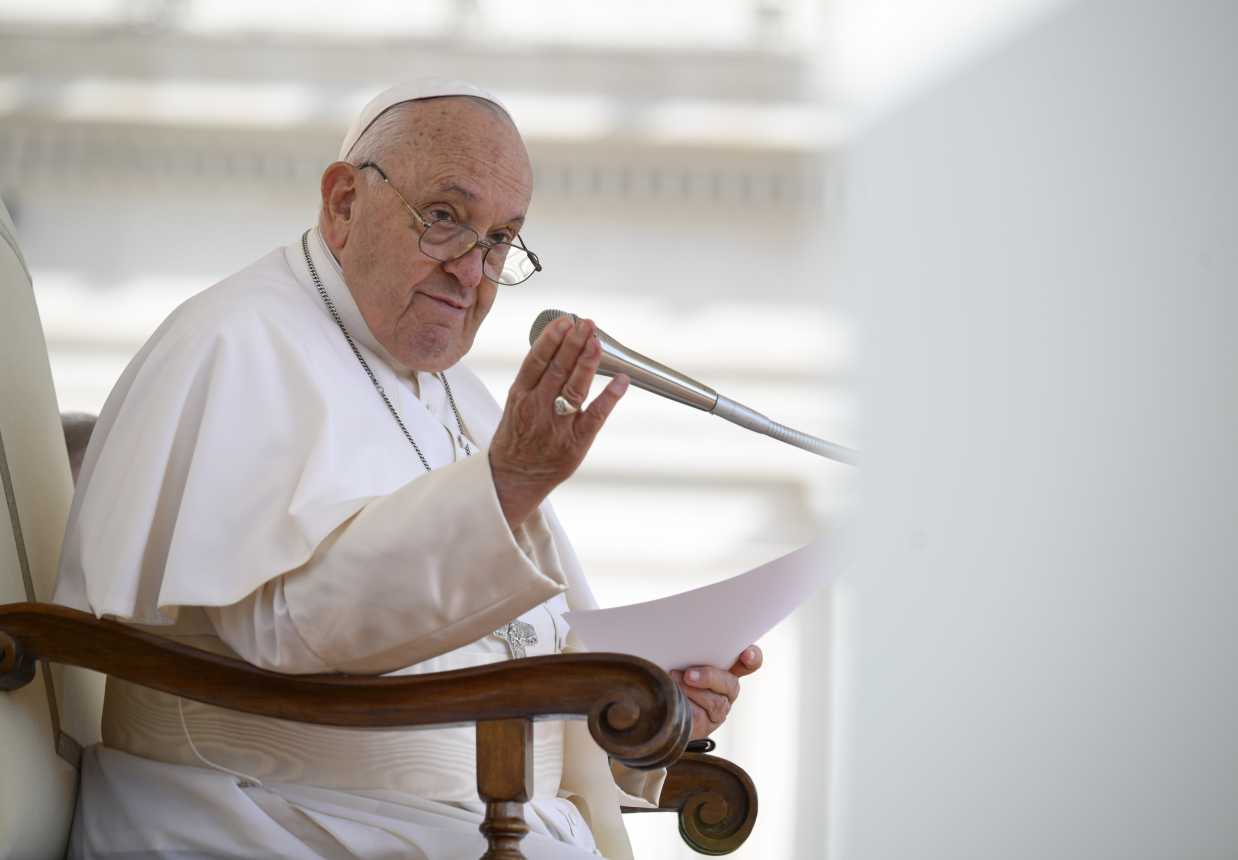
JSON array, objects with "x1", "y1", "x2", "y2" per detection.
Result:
[{"x1": 489, "y1": 315, "x2": 629, "y2": 530}]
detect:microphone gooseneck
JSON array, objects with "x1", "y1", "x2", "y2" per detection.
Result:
[
  {"x1": 529, "y1": 309, "x2": 859, "y2": 466},
  {"x1": 712, "y1": 395, "x2": 860, "y2": 464}
]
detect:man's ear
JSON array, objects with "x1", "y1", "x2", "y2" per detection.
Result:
[{"x1": 320, "y1": 161, "x2": 359, "y2": 250}]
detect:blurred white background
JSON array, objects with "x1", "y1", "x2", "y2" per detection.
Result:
[{"x1": 826, "y1": 1, "x2": 1238, "y2": 859}]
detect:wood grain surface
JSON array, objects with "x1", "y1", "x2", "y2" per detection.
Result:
[{"x1": 623, "y1": 752, "x2": 758, "y2": 855}]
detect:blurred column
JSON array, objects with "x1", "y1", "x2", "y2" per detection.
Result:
[{"x1": 829, "y1": 0, "x2": 1238, "y2": 857}]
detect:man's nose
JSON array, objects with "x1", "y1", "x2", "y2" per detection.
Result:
[{"x1": 441, "y1": 245, "x2": 487, "y2": 289}]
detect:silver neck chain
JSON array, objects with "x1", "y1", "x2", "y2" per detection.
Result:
[
  {"x1": 302, "y1": 231, "x2": 551, "y2": 661},
  {"x1": 301, "y1": 230, "x2": 472, "y2": 473}
]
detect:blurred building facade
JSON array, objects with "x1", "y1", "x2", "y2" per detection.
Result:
[{"x1": 1, "y1": 2, "x2": 855, "y2": 857}]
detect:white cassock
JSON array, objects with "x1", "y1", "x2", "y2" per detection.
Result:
[{"x1": 52, "y1": 226, "x2": 664, "y2": 859}]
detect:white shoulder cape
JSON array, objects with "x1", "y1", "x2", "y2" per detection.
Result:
[{"x1": 55, "y1": 233, "x2": 596, "y2": 625}]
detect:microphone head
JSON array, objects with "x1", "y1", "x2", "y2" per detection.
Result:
[{"x1": 529, "y1": 308, "x2": 575, "y2": 346}]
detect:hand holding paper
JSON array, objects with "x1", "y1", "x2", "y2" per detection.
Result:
[{"x1": 672, "y1": 645, "x2": 764, "y2": 739}]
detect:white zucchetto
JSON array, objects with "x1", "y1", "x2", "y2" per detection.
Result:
[{"x1": 338, "y1": 78, "x2": 511, "y2": 160}]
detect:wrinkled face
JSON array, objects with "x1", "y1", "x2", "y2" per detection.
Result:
[{"x1": 321, "y1": 98, "x2": 533, "y2": 373}]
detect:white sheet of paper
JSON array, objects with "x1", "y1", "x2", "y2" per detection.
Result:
[{"x1": 563, "y1": 539, "x2": 830, "y2": 671}]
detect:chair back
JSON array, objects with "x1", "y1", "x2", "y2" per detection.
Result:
[{"x1": 0, "y1": 200, "x2": 104, "y2": 858}]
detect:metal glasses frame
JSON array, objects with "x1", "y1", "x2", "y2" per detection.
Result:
[{"x1": 356, "y1": 161, "x2": 542, "y2": 286}]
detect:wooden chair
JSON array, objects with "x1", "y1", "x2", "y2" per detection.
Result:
[{"x1": 0, "y1": 200, "x2": 755, "y2": 859}]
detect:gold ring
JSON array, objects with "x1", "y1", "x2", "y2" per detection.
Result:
[{"x1": 553, "y1": 395, "x2": 579, "y2": 416}]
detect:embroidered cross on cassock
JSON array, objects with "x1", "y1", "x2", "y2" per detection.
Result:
[{"x1": 492, "y1": 620, "x2": 538, "y2": 659}]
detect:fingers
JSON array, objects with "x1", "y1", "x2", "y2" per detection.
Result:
[
  {"x1": 674, "y1": 664, "x2": 755, "y2": 737},
  {"x1": 558, "y1": 330, "x2": 601, "y2": 408},
  {"x1": 727, "y1": 645, "x2": 763, "y2": 678},
  {"x1": 682, "y1": 666, "x2": 741, "y2": 702},
  {"x1": 510, "y1": 317, "x2": 603, "y2": 412},
  {"x1": 672, "y1": 671, "x2": 729, "y2": 736},
  {"x1": 536, "y1": 319, "x2": 595, "y2": 399},
  {"x1": 576, "y1": 374, "x2": 629, "y2": 438},
  {"x1": 511, "y1": 315, "x2": 573, "y2": 392},
  {"x1": 673, "y1": 652, "x2": 763, "y2": 739},
  {"x1": 684, "y1": 687, "x2": 731, "y2": 725}
]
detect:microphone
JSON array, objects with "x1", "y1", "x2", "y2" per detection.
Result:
[{"x1": 529, "y1": 309, "x2": 859, "y2": 466}]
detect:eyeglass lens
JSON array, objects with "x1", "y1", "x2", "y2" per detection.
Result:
[{"x1": 419, "y1": 222, "x2": 535, "y2": 285}]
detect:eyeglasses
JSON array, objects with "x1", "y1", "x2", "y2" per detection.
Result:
[{"x1": 357, "y1": 161, "x2": 542, "y2": 286}]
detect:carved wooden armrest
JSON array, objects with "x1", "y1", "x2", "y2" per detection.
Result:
[
  {"x1": 1, "y1": 602, "x2": 757, "y2": 856},
  {"x1": 622, "y1": 752, "x2": 758, "y2": 855},
  {"x1": 0, "y1": 602, "x2": 689, "y2": 769}
]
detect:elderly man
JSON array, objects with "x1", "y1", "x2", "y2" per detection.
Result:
[{"x1": 54, "y1": 80, "x2": 761, "y2": 859}]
